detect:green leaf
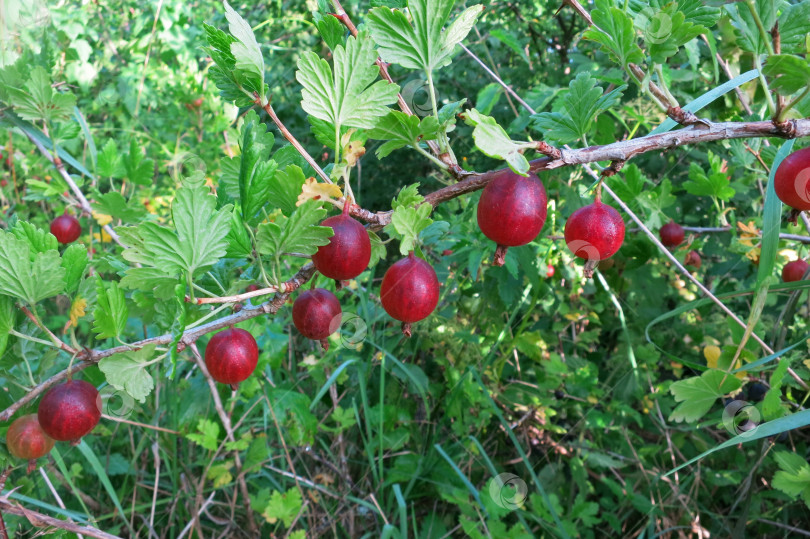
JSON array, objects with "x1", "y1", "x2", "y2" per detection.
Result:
[
  {"x1": 366, "y1": 111, "x2": 440, "y2": 158},
  {"x1": 297, "y1": 32, "x2": 399, "y2": 134},
  {"x1": 489, "y1": 28, "x2": 529, "y2": 65},
  {"x1": 725, "y1": 0, "x2": 784, "y2": 55},
  {"x1": 639, "y1": 3, "x2": 706, "y2": 64},
  {"x1": 779, "y1": 0, "x2": 810, "y2": 55},
  {"x1": 0, "y1": 230, "x2": 65, "y2": 304},
  {"x1": 93, "y1": 275, "x2": 128, "y2": 340},
  {"x1": 225, "y1": 209, "x2": 252, "y2": 258},
  {"x1": 256, "y1": 200, "x2": 333, "y2": 257},
  {"x1": 4, "y1": 66, "x2": 76, "y2": 122},
  {"x1": 758, "y1": 140, "x2": 793, "y2": 286},
  {"x1": 772, "y1": 463, "x2": 810, "y2": 505},
  {"x1": 223, "y1": 1, "x2": 266, "y2": 97},
  {"x1": 270, "y1": 165, "x2": 307, "y2": 217},
  {"x1": 11, "y1": 220, "x2": 58, "y2": 254},
  {"x1": 262, "y1": 488, "x2": 303, "y2": 527},
  {"x1": 385, "y1": 203, "x2": 433, "y2": 255},
  {"x1": 368, "y1": 230, "x2": 387, "y2": 267},
  {"x1": 98, "y1": 345, "x2": 157, "y2": 403},
  {"x1": 120, "y1": 186, "x2": 232, "y2": 278},
  {"x1": 669, "y1": 369, "x2": 742, "y2": 423},
  {"x1": 762, "y1": 356, "x2": 791, "y2": 421},
  {"x1": 122, "y1": 139, "x2": 154, "y2": 186},
  {"x1": 91, "y1": 191, "x2": 147, "y2": 223},
  {"x1": 96, "y1": 139, "x2": 123, "y2": 178},
  {"x1": 61, "y1": 244, "x2": 88, "y2": 296},
  {"x1": 119, "y1": 267, "x2": 179, "y2": 296},
  {"x1": 763, "y1": 54, "x2": 810, "y2": 94},
  {"x1": 391, "y1": 183, "x2": 424, "y2": 209},
  {"x1": 0, "y1": 295, "x2": 14, "y2": 359},
  {"x1": 367, "y1": 0, "x2": 483, "y2": 72},
  {"x1": 237, "y1": 110, "x2": 278, "y2": 225},
  {"x1": 461, "y1": 108, "x2": 532, "y2": 175},
  {"x1": 532, "y1": 73, "x2": 625, "y2": 145},
  {"x1": 584, "y1": 0, "x2": 644, "y2": 68},
  {"x1": 475, "y1": 82, "x2": 502, "y2": 116},
  {"x1": 313, "y1": 11, "x2": 345, "y2": 50},
  {"x1": 187, "y1": 418, "x2": 221, "y2": 451},
  {"x1": 683, "y1": 160, "x2": 735, "y2": 200}
]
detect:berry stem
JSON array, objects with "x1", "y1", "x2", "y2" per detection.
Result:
[
  {"x1": 401, "y1": 322, "x2": 412, "y2": 338},
  {"x1": 493, "y1": 245, "x2": 508, "y2": 267}
]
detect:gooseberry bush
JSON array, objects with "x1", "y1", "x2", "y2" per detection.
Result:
[{"x1": 1, "y1": 0, "x2": 810, "y2": 537}]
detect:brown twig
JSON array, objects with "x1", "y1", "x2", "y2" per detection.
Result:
[
  {"x1": 18, "y1": 305, "x2": 78, "y2": 355},
  {"x1": 259, "y1": 99, "x2": 332, "y2": 184},
  {"x1": 188, "y1": 285, "x2": 279, "y2": 305}
]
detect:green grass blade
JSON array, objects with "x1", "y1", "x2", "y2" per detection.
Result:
[
  {"x1": 393, "y1": 483, "x2": 407, "y2": 539},
  {"x1": 78, "y1": 439, "x2": 136, "y2": 535},
  {"x1": 434, "y1": 443, "x2": 486, "y2": 516},
  {"x1": 666, "y1": 408, "x2": 810, "y2": 477},
  {"x1": 309, "y1": 359, "x2": 357, "y2": 411},
  {"x1": 757, "y1": 140, "x2": 793, "y2": 286},
  {"x1": 73, "y1": 106, "x2": 97, "y2": 171},
  {"x1": 649, "y1": 69, "x2": 759, "y2": 135}
]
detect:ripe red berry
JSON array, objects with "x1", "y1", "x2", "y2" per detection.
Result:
[
  {"x1": 38, "y1": 380, "x2": 102, "y2": 444},
  {"x1": 774, "y1": 147, "x2": 810, "y2": 211},
  {"x1": 205, "y1": 328, "x2": 259, "y2": 388},
  {"x1": 246, "y1": 284, "x2": 260, "y2": 293},
  {"x1": 782, "y1": 259, "x2": 809, "y2": 282},
  {"x1": 6, "y1": 414, "x2": 55, "y2": 472},
  {"x1": 659, "y1": 221, "x2": 685, "y2": 248},
  {"x1": 192, "y1": 97, "x2": 204, "y2": 108},
  {"x1": 545, "y1": 264, "x2": 555, "y2": 277},
  {"x1": 380, "y1": 252, "x2": 440, "y2": 336},
  {"x1": 0, "y1": 179, "x2": 7, "y2": 188},
  {"x1": 685, "y1": 250, "x2": 701, "y2": 269},
  {"x1": 312, "y1": 205, "x2": 371, "y2": 281},
  {"x1": 292, "y1": 288, "x2": 342, "y2": 350},
  {"x1": 564, "y1": 200, "x2": 625, "y2": 277},
  {"x1": 477, "y1": 170, "x2": 548, "y2": 266},
  {"x1": 50, "y1": 213, "x2": 82, "y2": 244}
]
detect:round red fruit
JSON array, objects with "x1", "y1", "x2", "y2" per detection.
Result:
[
  {"x1": 312, "y1": 214, "x2": 371, "y2": 281},
  {"x1": 774, "y1": 147, "x2": 810, "y2": 211},
  {"x1": 293, "y1": 288, "x2": 342, "y2": 350},
  {"x1": 204, "y1": 328, "x2": 259, "y2": 386},
  {"x1": 38, "y1": 380, "x2": 102, "y2": 443},
  {"x1": 782, "y1": 259, "x2": 809, "y2": 282},
  {"x1": 380, "y1": 252, "x2": 440, "y2": 336},
  {"x1": 7, "y1": 414, "x2": 55, "y2": 471},
  {"x1": 564, "y1": 201, "x2": 625, "y2": 277},
  {"x1": 477, "y1": 170, "x2": 548, "y2": 266},
  {"x1": 659, "y1": 221, "x2": 684, "y2": 248},
  {"x1": 50, "y1": 213, "x2": 82, "y2": 244}
]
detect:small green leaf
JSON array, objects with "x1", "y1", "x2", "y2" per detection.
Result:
[
  {"x1": 256, "y1": 200, "x2": 334, "y2": 258},
  {"x1": 122, "y1": 139, "x2": 154, "y2": 186},
  {"x1": 683, "y1": 160, "x2": 735, "y2": 200},
  {"x1": 385, "y1": 203, "x2": 433, "y2": 255},
  {"x1": 187, "y1": 418, "x2": 221, "y2": 451},
  {"x1": 261, "y1": 488, "x2": 303, "y2": 527},
  {"x1": 225, "y1": 209, "x2": 252, "y2": 258},
  {"x1": 366, "y1": 111, "x2": 440, "y2": 158},
  {"x1": 297, "y1": 32, "x2": 399, "y2": 133},
  {"x1": 778, "y1": 0, "x2": 810, "y2": 55},
  {"x1": 0, "y1": 295, "x2": 14, "y2": 358},
  {"x1": 313, "y1": 11, "x2": 345, "y2": 50},
  {"x1": 391, "y1": 183, "x2": 424, "y2": 209},
  {"x1": 0, "y1": 230, "x2": 65, "y2": 304},
  {"x1": 367, "y1": 0, "x2": 483, "y2": 72},
  {"x1": 61, "y1": 244, "x2": 88, "y2": 295},
  {"x1": 763, "y1": 54, "x2": 810, "y2": 94},
  {"x1": 93, "y1": 276, "x2": 128, "y2": 340},
  {"x1": 98, "y1": 345, "x2": 157, "y2": 403},
  {"x1": 237, "y1": 110, "x2": 278, "y2": 225},
  {"x1": 461, "y1": 108, "x2": 531, "y2": 175},
  {"x1": 91, "y1": 191, "x2": 147, "y2": 223},
  {"x1": 4, "y1": 66, "x2": 76, "y2": 122},
  {"x1": 96, "y1": 139, "x2": 124, "y2": 178},
  {"x1": 584, "y1": 0, "x2": 644, "y2": 68},
  {"x1": 270, "y1": 165, "x2": 307, "y2": 217},
  {"x1": 669, "y1": 369, "x2": 742, "y2": 423}
]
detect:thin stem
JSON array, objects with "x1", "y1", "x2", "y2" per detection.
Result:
[
  {"x1": 261, "y1": 100, "x2": 332, "y2": 184},
  {"x1": 777, "y1": 86, "x2": 810, "y2": 123},
  {"x1": 752, "y1": 54, "x2": 777, "y2": 115},
  {"x1": 413, "y1": 143, "x2": 450, "y2": 170},
  {"x1": 425, "y1": 71, "x2": 443, "y2": 151},
  {"x1": 744, "y1": 0, "x2": 775, "y2": 56}
]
